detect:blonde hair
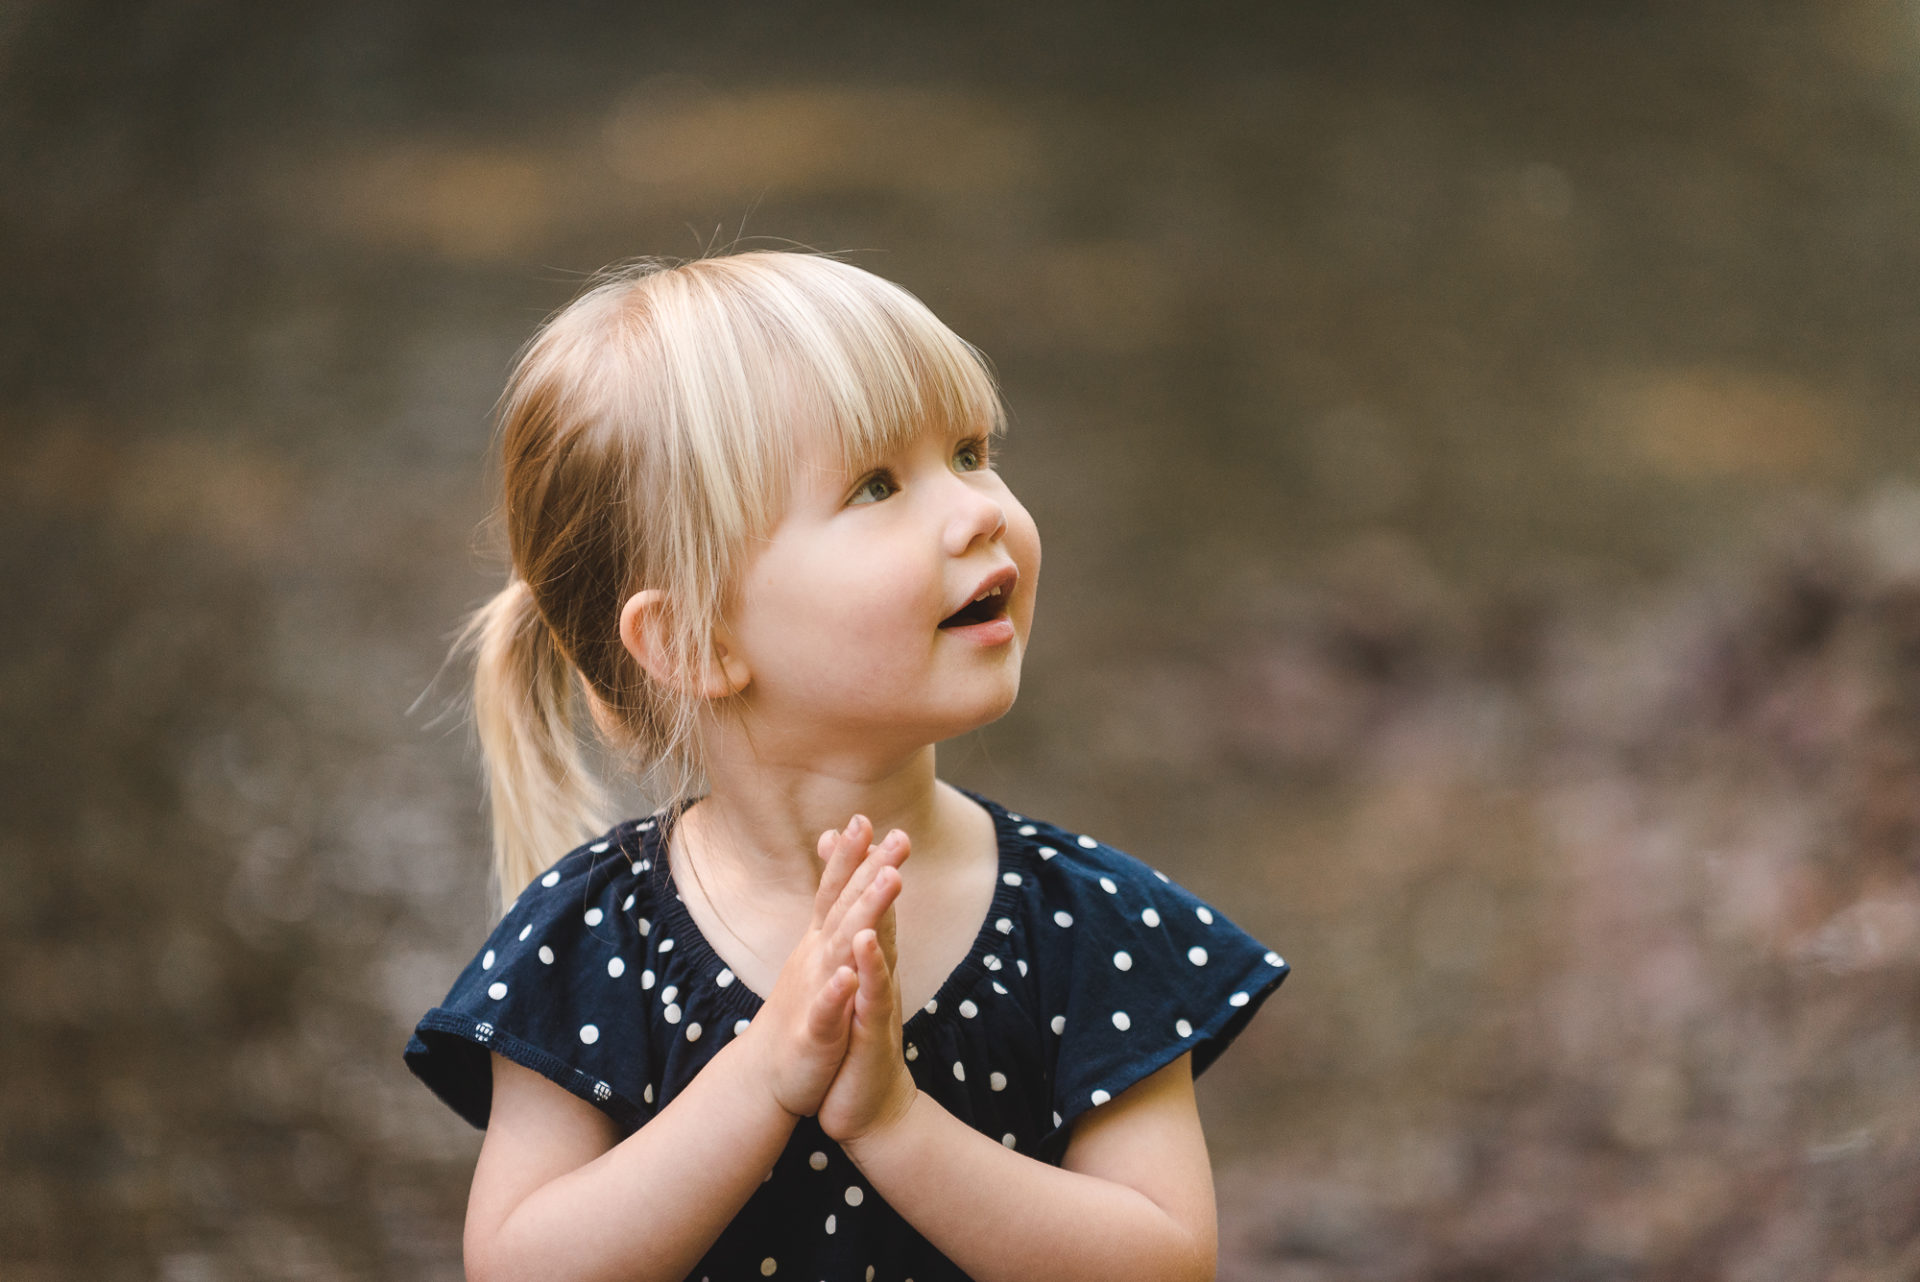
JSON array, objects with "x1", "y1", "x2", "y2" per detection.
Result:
[{"x1": 458, "y1": 251, "x2": 1006, "y2": 906}]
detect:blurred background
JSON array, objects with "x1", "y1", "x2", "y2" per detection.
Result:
[{"x1": 5, "y1": 1, "x2": 1920, "y2": 1277}]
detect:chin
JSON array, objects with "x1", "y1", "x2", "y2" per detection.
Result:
[{"x1": 952, "y1": 669, "x2": 1023, "y2": 736}]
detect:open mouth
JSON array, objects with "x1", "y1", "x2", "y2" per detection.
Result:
[{"x1": 938, "y1": 585, "x2": 1007, "y2": 629}]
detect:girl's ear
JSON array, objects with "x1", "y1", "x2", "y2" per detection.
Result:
[{"x1": 619, "y1": 589, "x2": 752, "y2": 699}]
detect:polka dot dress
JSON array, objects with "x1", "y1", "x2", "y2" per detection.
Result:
[{"x1": 405, "y1": 789, "x2": 1288, "y2": 1281}]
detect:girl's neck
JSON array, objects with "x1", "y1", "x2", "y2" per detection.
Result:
[{"x1": 679, "y1": 744, "x2": 974, "y2": 901}]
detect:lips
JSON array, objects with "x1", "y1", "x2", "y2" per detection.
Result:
[{"x1": 938, "y1": 565, "x2": 1018, "y2": 629}]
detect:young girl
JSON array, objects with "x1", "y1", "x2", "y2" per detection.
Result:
[{"x1": 404, "y1": 251, "x2": 1288, "y2": 1282}]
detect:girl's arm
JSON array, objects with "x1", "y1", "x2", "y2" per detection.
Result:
[
  {"x1": 464, "y1": 1037, "x2": 801, "y2": 1282},
  {"x1": 840, "y1": 1052, "x2": 1217, "y2": 1282}
]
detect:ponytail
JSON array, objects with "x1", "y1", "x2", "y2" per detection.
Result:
[{"x1": 462, "y1": 578, "x2": 609, "y2": 907}]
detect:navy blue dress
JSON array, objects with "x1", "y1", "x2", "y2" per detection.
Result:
[{"x1": 405, "y1": 789, "x2": 1288, "y2": 1280}]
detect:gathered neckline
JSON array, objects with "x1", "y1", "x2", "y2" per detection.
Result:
[{"x1": 642, "y1": 787, "x2": 1025, "y2": 1035}]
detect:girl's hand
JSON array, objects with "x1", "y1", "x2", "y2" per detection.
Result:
[
  {"x1": 740, "y1": 816, "x2": 910, "y2": 1122},
  {"x1": 816, "y1": 834, "x2": 920, "y2": 1146}
]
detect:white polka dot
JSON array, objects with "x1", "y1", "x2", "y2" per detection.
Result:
[
  {"x1": 593, "y1": 1081, "x2": 610, "y2": 1101},
  {"x1": 1188, "y1": 946, "x2": 1209, "y2": 966},
  {"x1": 1113, "y1": 1010, "x2": 1132, "y2": 1031},
  {"x1": 659, "y1": 938, "x2": 675, "y2": 953},
  {"x1": 760, "y1": 1260, "x2": 776, "y2": 1277},
  {"x1": 631, "y1": 862, "x2": 644, "y2": 877},
  {"x1": 1176, "y1": 1018, "x2": 1193, "y2": 1037},
  {"x1": 642, "y1": 969, "x2": 656, "y2": 989},
  {"x1": 662, "y1": 985, "x2": 677, "y2": 1004},
  {"x1": 810, "y1": 1150, "x2": 829, "y2": 1170},
  {"x1": 1196, "y1": 906, "x2": 1214, "y2": 925},
  {"x1": 717, "y1": 967, "x2": 735, "y2": 988},
  {"x1": 1018, "y1": 824, "x2": 1037, "y2": 836},
  {"x1": 665, "y1": 1003, "x2": 682, "y2": 1023},
  {"x1": 518, "y1": 924, "x2": 532, "y2": 941},
  {"x1": 1051, "y1": 1014, "x2": 1066, "y2": 1035},
  {"x1": 1002, "y1": 1133, "x2": 1017, "y2": 1147},
  {"x1": 1099, "y1": 876, "x2": 1118, "y2": 894},
  {"x1": 844, "y1": 1185, "x2": 864, "y2": 1206},
  {"x1": 487, "y1": 982, "x2": 507, "y2": 1000},
  {"x1": 1077, "y1": 835, "x2": 1098, "y2": 849},
  {"x1": 924, "y1": 998, "x2": 938, "y2": 1014},
  {"x1": 952, "y1": 1061, "x2": 965, "y2": 1082},
  {"x1": 1038, "y1": 846, "x2": 1057, "y2": 860},
  {"x1": 1113, "y1": 950, "x2": 1132, "y2": 971},
  {"x1": 584, "y1": 907, "x2": 604, "y2": 927},
  {"x1": 644, "y1": 1082, "x2": 654, "y2": 1104},
  {"x1": 734, "y1": 1018, "x2": 751, "y2": 1035},
  {"x1": 1053, "y1": 910, "x2": 1073, "y2": 928},
  {"x1": 541, "y1": 870, "x2": 561, "y2": 888},
  {"x1": 958, "y1": 1000, "x2": 978, "y2": 1019},
  {"x1": 639, "y1": 858, "x2": 651, "y2": 872},
  {"x1": 608, "y1": 957, "x2": 626, "y2": 978},
  {"x1": 906, "y1": 1043, "x2": 918, "y2": 1061},
  {"x1": 990, "y1": 1071, "x2": 1007, "y2": 1091},
  {"x1": 1017, "y1": 958, "x2": 1028, "y2": 976},
  {"x1": 1007, "y1": 813, "x2": 1024, "y2": 822},
  {"x1": 482, "y1": 949, "x2": 496, "y2": 970},
  {"x1": 638, "y1": 918, "x2": 651, "y2": 936},
  {"x1": 590, "y1": 841, "x2": 609, "y2": 854},
  {"x1": 623, "y1": 893, "x2": 635, "y2": 911},
  {"x1": 686, "y1": 1022, "x2": 702, "y2": 1041},
  {"x1": 579, "y1": 1024, "x2": 599, "y2": 1044},
  {"x1": 1090, "y1": 1089, "x2": 1111, "y2": 1106},
  {"x1": 538, "y1": 946, "x2": 555, "y2": 965},
  {"x1": 992, "y1": 981, "x2": 1007, "y2": 994},
  {"x1": 1053, "y1": 1111, "x2": 1063, "y2": 1127},
  {"x1": 995, "y1": 917, "x2": 1013, "y2": 934},
  {"x1": 637, "y1": 819, "x2": 655, "y2": 831},
  {"x1": 1002, "y1": 871, "x2": 1023, "y2": 886},
  {"x1": 1141, "y1": 908, "x2": 1161, "y2": 928},
  {"x1": 1153, "y1": 869, "x2": 1170, "y2": 883},
  {"x1": 1229, "y1": 991, "x2": 1250, "y2": 1007},
  {"x1": 1266, "y1": 951, "x2": 1286, "y2": 967},
  {"x1": 983, "y1": 954, "x2": 1002, "y2": 971},
  {"x1": 825, "y1": 1214, "x2": 837, "y2": 1235}
]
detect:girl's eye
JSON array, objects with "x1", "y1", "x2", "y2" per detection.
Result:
[
  {"x1": 954, "y1": 438, "x2": 991, "y2": 471},
  {"x1": 848, "y1": 470, "x2": 897, "y2": 505}
]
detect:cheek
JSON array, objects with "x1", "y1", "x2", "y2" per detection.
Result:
[{"x1": 1007, "y1": 499, "x2": 1043, "y2": 587}]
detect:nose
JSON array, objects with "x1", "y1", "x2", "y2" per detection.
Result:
[{"x1": 943, "y1": 474, "x2": 1007, "y2": 556}]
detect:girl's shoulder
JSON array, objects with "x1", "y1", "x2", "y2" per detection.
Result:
[
  {"x1": 965, "y1": 788, "x2": 1248, "y2": 934},
  {"x1": 962, "y1": 788, "x2": 1289, "y2": 1124},
  {"x1": 404, "y1": 814, "x2": 670, "y2": 1132}
]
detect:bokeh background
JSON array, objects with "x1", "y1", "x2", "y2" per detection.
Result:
[{"x1": 6, "y1": 1, "x2": 1920, "y2": 1277}]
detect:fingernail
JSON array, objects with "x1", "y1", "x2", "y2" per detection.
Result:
[{"x1": 844, "y1": 816, "x2": 861, "y2": 838}]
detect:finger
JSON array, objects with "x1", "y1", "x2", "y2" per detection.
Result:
[
  {"x1": 806, "y1": 964, "x2": 857, "y2": 1042},
  {"x1": 853, "y1": 929, "x2": 894, "y2": 1023},
  {"x1": 877, "y1": 890, "x2": 899, "y2": 972},
  {"x1": 835, "y1": 863, "x2": 907, "y2": 960},
  {"x1": 823, "y1": 826, "x2": 905, "y2": 936},
  {"x1": 811, "y1": 816, "x2": 870, "y2": 930}
]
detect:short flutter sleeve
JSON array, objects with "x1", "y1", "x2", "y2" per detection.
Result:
[
  {"x1": 1028, "y1": 827, "x2": 1289, "y2": 1136},
  {"x1": 404, "y1": 819, "x2": 658, "y2": 1133}
]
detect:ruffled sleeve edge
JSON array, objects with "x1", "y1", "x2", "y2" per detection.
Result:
[
  {"x1": 1045, "y1": 955, "x2": 1289, "y2": 1143},
  {"x1": 404, "y1": 1008, "x2": 651, "y2": 1134}
]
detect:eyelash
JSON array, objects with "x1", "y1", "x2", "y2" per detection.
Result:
[{"x1": 849, "y1": 437, "x2": 993, "y2": 505}]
